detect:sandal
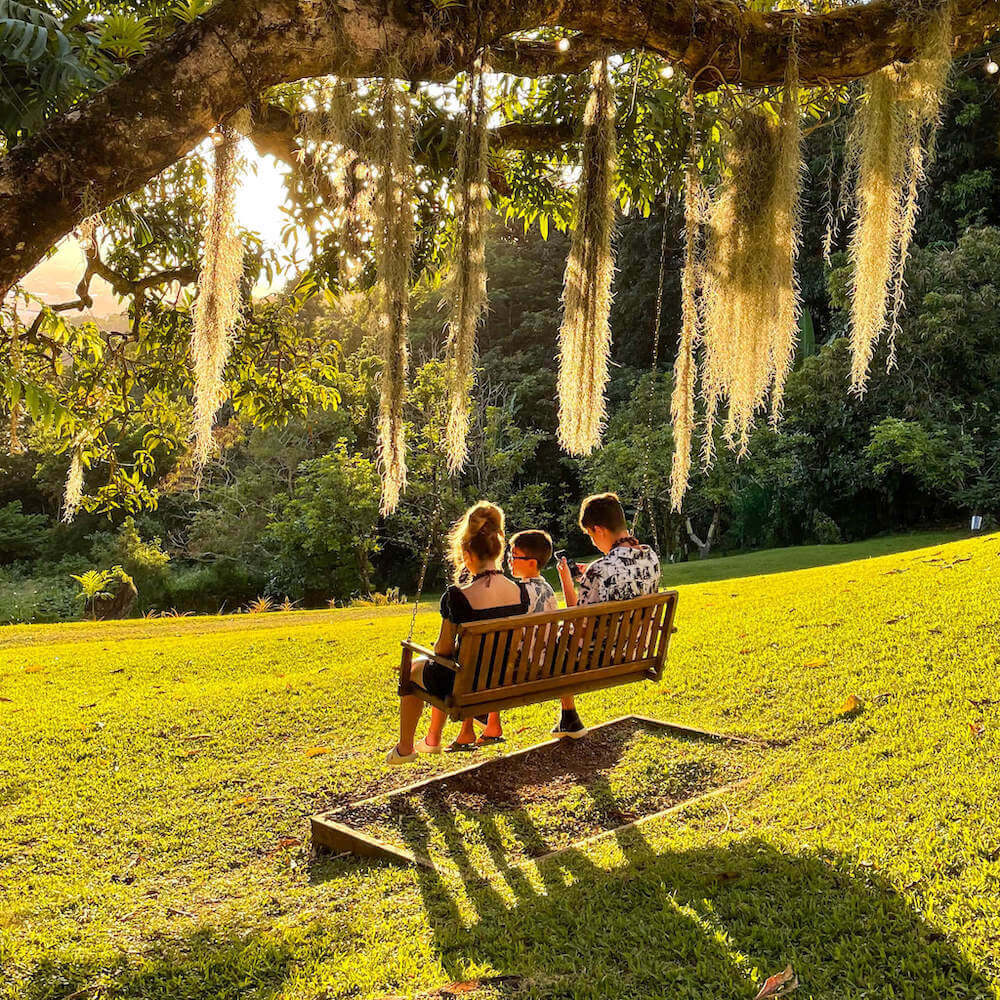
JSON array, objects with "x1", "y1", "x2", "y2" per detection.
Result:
[
  {"x1": 476, "y1": 735, "x2": 506, "y2": 746},
  {"x1": 414, "y1": 737, "x2": 443, "y2": 755},
  {"x1": 385, "y1": 746, "x2": 418, "y2": 765},
  {"x1": 445, "y1": 740, "x2": 479, "y2": 753}
]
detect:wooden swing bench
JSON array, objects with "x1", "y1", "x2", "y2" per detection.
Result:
[{"x1": 399, "y1": 590, "x2": 679, "y2": 720}]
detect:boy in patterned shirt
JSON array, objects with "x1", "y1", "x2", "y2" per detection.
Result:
[
  {"x1": 555, "y1": 492, "x2": 660, "y2": 739},
  {"x1": 508, "y1": 529, "x2": 558, "y2": 615}
]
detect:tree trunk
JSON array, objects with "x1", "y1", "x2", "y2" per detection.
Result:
[
  {"x1": 686, "y1": 505, "x2": 721, "y2": 559},
  {"x1": 2, "y1": 0, "x2": 997, "y2": 299},
  {"x1": 357, "y1": 543, "x2": 373, "y2": 595}
]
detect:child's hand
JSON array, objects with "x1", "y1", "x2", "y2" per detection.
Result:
[{"x1": 557, "y1": 556, "x2": 574, "y2": 590}]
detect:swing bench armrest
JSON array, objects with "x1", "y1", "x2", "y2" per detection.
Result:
[{"x1": 400, "y1": 640, "x2": 460, "y2": 672}]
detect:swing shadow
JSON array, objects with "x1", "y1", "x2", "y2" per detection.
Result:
[{"x1": 379, "y1": 776, "x2": 994, "y2": 999}]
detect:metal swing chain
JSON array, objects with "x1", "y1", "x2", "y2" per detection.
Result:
[
  {"x1": 406, "y1": 480, "x2": 444, "y2": 642},
  {"x1": 630, "y1": 183, "x2": 671, "y2": 554}
]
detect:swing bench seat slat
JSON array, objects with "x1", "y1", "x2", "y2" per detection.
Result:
[{"x1": 398, "y1": 591, "x2": 679, "y2": 722}]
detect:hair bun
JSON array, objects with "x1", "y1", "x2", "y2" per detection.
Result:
[{"x1": 448, "y1": 501, "x2": 505, "y2": 580}]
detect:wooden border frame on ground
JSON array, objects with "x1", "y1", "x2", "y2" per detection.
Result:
[{"x1": 310, "y1": 714, "x2": 754, "y2": 865}]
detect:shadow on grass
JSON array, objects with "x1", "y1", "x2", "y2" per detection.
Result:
[
  {"x1": 13, "y1": 927, "x2": 299, "y2": 1000},
  {"x1": 389, "y1": 778, "x2": 993, "y2": 1000},
  {"x1": 14, "y1": 792, "x2": 992, "y2": 1000}
]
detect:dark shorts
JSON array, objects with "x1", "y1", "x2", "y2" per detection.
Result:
[{"x1": 417, "y1": 658, "x2": 455, "y2": 699}]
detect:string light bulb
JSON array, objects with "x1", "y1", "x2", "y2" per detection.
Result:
[
  {"x1": 660, "y1": 63, "x2": 675, "y2": 79},
  {"x1": 557, "y1": 37, "x2": 570, "y2": 52},
  {"x1": 986, "y1": 54, "x2": 999, "y2": 74}
]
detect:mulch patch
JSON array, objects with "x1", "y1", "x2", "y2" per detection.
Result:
[{"x1": 332, "y1": 718, "x2": 753, "y2": 862}]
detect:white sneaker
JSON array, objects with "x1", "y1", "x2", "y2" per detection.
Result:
[
  {"x1": 385, "y1": 746, "x2": 418, "y2": 765},
  {"x1": 414, "y1": 738, "x2": 443, "y2": 755}
]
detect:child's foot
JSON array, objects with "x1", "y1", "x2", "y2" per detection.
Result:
[
  {"x1": 414, "y1": 737, "x2": 443, "y2": 755},
  {"x1": 551, "y1": 709, "x2": 588, "y2": 739},
  {"x1": 385, "y1": 745, "x2": 419, "y2": 765}
]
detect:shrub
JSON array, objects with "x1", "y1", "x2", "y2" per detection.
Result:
[
  {"x1": 0, "y1": 502, "x2": 50, "y2": 563},
  {"x1": 88, "y1": 518, "x2": 170, "y2": 608},
  {"x1": 812, "y1": 511, "x2": 843, "y2": 545},
  {"x1": 0, "y1": 570, "x2": 78, "y2": 624},
  {"x1": 349, "y1": 587, "x2": 406, "y2": 608}
]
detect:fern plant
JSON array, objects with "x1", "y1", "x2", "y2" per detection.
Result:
[
  {"x1": 97, "y1": 13, "x2": 152, "y2": 60},
  {"x1": 70, "y1": 570, "x2": 113, "y2": 621},
  {"x1": 0, "y1": 0, "x2": 97, "y2": 141}
]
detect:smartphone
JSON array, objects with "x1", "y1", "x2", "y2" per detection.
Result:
[{"x1": 554, "y1": 550, "x2": 584, "y2": 581}]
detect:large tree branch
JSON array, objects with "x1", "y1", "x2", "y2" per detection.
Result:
[
  {"x1": 249, "y1": 103, "x2": 576, "y2": 205},
  {"x1": 259, "y1": 104, "x2": 577, "y2": 157},
  {"x1": 2, "y1": 0, "x2": 998, "y2": 299},
  {"x1": 49, "y1": 229, "x2": 197, "y2": 313}
]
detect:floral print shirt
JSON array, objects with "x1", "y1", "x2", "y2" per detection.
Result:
[
  {"x1": 576, "y1": 540, "x2": 660, "y2": 606},
  {"x1": 521, "y1": 576, "x2": 558, "y2": 615}
]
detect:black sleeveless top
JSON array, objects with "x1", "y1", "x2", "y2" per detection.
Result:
[
  {"x1": 439, "y1": 580, "x2": 530, "y2": 625},
  {"x1": 415, "y1": 579, "x2": 530, "y2": 701}
]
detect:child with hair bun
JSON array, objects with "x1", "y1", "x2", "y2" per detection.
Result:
[{"x1": 388, "y1": 501, "x2": 530, "y2": 764}]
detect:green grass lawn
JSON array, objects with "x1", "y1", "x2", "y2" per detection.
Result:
[
  {"x1": 1, "y1": 533, "x2": 998, "y2": 999},
  {"x1": 655, "y1": 529, "x2": 964, "y2": 587}
]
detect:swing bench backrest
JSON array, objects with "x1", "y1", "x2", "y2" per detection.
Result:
[{"x1": 400, "y1": 590, "x2": 678, "y2": 721}]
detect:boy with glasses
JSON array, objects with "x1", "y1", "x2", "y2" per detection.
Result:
[
  {"x1": 468, "y1": 530, "x2": 558, "y2": 747},
  {"x1": 508, "y1": 529, "x2": 558, "y2": 616}
]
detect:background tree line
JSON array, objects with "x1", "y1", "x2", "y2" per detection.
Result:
[{"x1": 2, "y1": 71, "x2": 999, "y2": 623}]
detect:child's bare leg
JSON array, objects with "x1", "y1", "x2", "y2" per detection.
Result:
[
  {"x1": 560, "y1": 695, "x2": 576, "y2": 711},
  {"x1": 482, "y1": 712, "x2": 503, "y2": 738},
  {"x1": 423, "y1": 706, "x2": 448, "y2": 747},
  {"x1": 398, "y1": 694, "x2": 424, "y2": 755},
  {"x1": 454, "y1": 718, "x2": 477, "y2": 744}
]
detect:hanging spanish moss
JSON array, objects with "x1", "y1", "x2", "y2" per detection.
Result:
[
  {"x1": 296, "y1": 79, "x2": 373, "y2": 281},
  {"x1": 62, "y1": 447, "x2": 84, "y2": 523},
  {"x1": 443, "y1": 55, "x2": 490, "y2": 472},
  {"x1": 766, "y1": 74, "x2": 805, "y2": 423},
  {"x1": 557, "y1": 56, "x2": 617, "y2": 456},
  {"x1": 847, "y1": 3, "x2": 952, "y2": 391},
  {"x1": 700, "y1": 82, "x2": 803, "y2": 461},
  {"x1": 669, "y1": 93, "x2": 705, "y2": 511},
  {"x1": 191, "y1": 121, "x2": 245, "y2": 467},
  {"x1": 373, "y1": 75, "x2": 416, "y2": 515}
]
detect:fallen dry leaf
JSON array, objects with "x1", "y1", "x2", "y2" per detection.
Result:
[
  {"x1": 803, "y1": 658, "x2": 828, "y2": 669},
  {"x1": 24, "y1": 665, "x2": 43, "y2": 674},
  {"x1": 379, "y1": 977, "x2": 524, "y2": 1000},
  {"x1": 840, "y1": 694, "x2": 863, "y2": 714},
  {"x1": 755, "y1": 964, "x2": 799, "y2": 999},
  {"x1": 0, "y1": 697, "x2": 12, "y2": 703},
  {"x1": 233, "y1": 795, "x2": 257, "y2": 806},
  {"x1": 303, "y1": 746, "x2": 330, "y2": 758},
  {"x1": 275, "y1": 837, "x2": 301, "y2": 850},
  {"x1": 970, "y1": 721, "x2": 986, "y2": 738}
]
